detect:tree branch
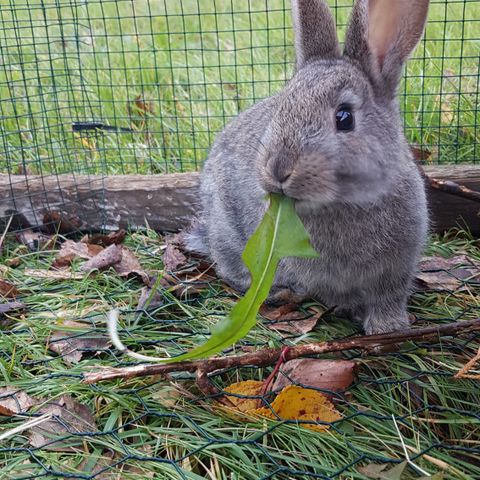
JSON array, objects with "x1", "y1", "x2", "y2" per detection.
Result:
[
  {"x1": 83, "y1": 318, "x2": 480, "y2": 384},
  {"x1": 427, "y1": 177, "x2": 480, "y2": 204}
]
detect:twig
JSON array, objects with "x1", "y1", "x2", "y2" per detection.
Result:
[
  {"x1": 0, "y1": 214, "x2": 13, "y2": 253},
  {"x1": 257, "y1": 346, "x2": 291, "y2": 407},
  {"x1": 454, "y1": 346, "x2": 480, "y2": 379},
  {"x1": 83, "y1": 318, "x2": 480, "y2": 384},
  {"x1": 423, "y1": 173, "x2": 480, "y2": 204},
  {"x1": 0, "y1": 413, "x2": 52, "y2": 442}
]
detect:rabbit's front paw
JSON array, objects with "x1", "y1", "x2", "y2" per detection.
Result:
[{"x1": 360, "y1": 298, "x2": 412, "y2": 335}]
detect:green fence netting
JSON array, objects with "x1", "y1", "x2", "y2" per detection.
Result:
[
  {"x1": 0, "y1": 0, "x2": 479, "y2": 178},
  {"x1": 0, "y1": 2, "x2": 480, "y2": 479}
]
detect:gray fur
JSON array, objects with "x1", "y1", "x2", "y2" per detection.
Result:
[{"x1": 185, "y1": 0, "x2": 430, "y2": 334}]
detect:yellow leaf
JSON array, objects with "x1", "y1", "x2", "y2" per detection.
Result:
[
  {"x1": 220, "y1": 382, "x2": 341, "y2": 432},
  {"x1": 252, "y1": 385, "x2": 341, "y2": 432},
  {"x1": 223, "y1": 380, "x2": 264, "y2": 413}
]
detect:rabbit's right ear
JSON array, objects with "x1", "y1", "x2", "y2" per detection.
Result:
[
  {"x1": 292, "y1": 0, "x2": 341, "y2": 70},
  {"x1": 344, "y1": 0, "x2": 430, "y2": 98}
]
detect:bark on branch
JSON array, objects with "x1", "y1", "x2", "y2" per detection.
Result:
[{"x1": 83, "y1": 318, "x2": 480, "y2": 384}]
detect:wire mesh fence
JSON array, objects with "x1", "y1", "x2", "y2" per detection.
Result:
[
  {"x1": 0, "y1": 0, "x2": 479, "y2": 179},
  {"x1": 1, "y1": 230, "x2": 480, "y2": 479},
  {"x1": 1, "y1": 3, "x2": 480, "y2": 477}
]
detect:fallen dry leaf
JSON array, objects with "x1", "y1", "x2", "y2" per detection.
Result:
[
  {"x1": 0, "y1": 388, "x2": 39, "y2": 415},
  {"x1": 410, "y1": 144, "x2": 432, "y2": 162},
  {"x1": 359, "y1": 461, "x2": 408, "y2": 480},
  {"x1": 165, "y1": 270, "x2": 217, "y2": 297},
  {"x1": 255, "y1": 385, "x2": 342, "y2": 432},
  {"x1": 357, "y1": 463, "x2": 389, "y2": 479},
  {"x1": 272, "y1": 359, "x2": 357, "y2": 394},
  {"x1": 269, "y1": 317, "x2": 320, "y2": 335},
  {"x1": 113, "y1": 247, "x2": 150, "y2": 285},
  {"x1": 0, "y1": 279, "x2": 20, "y2": 299},
  {"x1": 113, "y1": 246, "x2": 149, "y2": 284},
  {"x1": 260, "y1": 303, "x2": 307, "y2": 321},
  {"x1": 47, "y1": 320, "x2": 111, "y2": 365},
  {"x1": 163, "y1": 240, "x2": 187, "y2": 272},
  {"x1": 223, "y1": 380, "x2": 264, "y2": 413},
  {"x1": 29, "y1": 395, "x2": 97, "y2": 451},
  {"x1": 137, "y1": 284, "x2": 163, "y2": 311},
  {"x1": 221, "y1": 381, "x2": 342, "y2": 432},
  {"x1": 52, "y1": 240, "x2": 104, "y2": 268},
  {"x1": 416, "y1": 254, "x2": 480, "y2": 291},
  {"x1": 81, "y1": 230, "x2": 126, "y2": 247},
  {"x1": 24, "y1": 269, "x2": 84, "y2": 280},
  {"x1": 43, "y1": 211, "x2": 82, "y2": 234},
  {"x1": 79, "y1": 244, "x2": 123, "y2": 273},
  {"x1": 16, "y1": 229, "x2": 53, "y2": 251},
  {"x1": 0, "y1": 301, "x2": 26, "y2": 315},
  {"x1": 262, "y1": 304, "x2": 323, "y2": 335}
]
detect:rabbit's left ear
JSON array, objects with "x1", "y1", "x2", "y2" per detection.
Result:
[
  {"x1": 292, "y1": 0, "x2": 341, "y2": 70},
  {"x1": 344, "y1": 0, "x2": 430, "y2": 98}
]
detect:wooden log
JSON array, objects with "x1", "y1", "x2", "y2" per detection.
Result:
[{"x1": 0, "y1": 166, "x2": 479, "y2": 234}]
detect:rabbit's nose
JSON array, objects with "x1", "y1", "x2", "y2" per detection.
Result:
[{"x1": 267, "y1": 150, "x2": 294, "y2": 184}]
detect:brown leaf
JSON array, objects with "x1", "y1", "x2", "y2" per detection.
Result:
[
  {"x1": 42, "y1": 211, "x2": 82, "y2": 234},
  {"x1": 47, "y1": 320, "x2": 111, "y2": 365},
  {"x1": 165, "y1": 270, "x2": 217, "y2": 298},
  {"x1": 410, "y1": 144, "x2": 432, "y2": 162},
  {"x1": 264, "y1": 305, "x2": 324, "y2": 335},
  {"x1": 79, "y1": 244, "x2": 123, "y2": 273},
  {"x1": 357, "y1": 463, "x2": 389, "y2": 479},
  {"x1": 29, "y1": 395, "x2": 97, "y2": 451},
  {"x1": 163, "y1": 241, "x2": 187, "y2": 271},
  {"x1": 0, "y1": 388, "x2": 39, "y2": 415},
  {"x1": 81, "y1": 230, "x2": 126, "y2": 247},
  {"x1": 416, "y1": 254, "x2": 480, "y2": 291},
  {"x1": 137, "y1": 284, "x2": 163, "y2": 311},
  {"x1": 52, "y1": 240, "x2": 104, "y2": 268},
  {"x1": 0, "y1": 279, "x2": 20, "y2": 299},
  {"x1": 272, "y1": 359, "x2": 357, "y2": 394},
  {"x1": 260, "y1": 303, "x2": 307, "y2": 321},
  {"x1": 0, "y1": 301, "x2": 26, "y2": 315},
  {"x1": 16, "y1": 230, "x2": 53, "y2": 251},
  {"x1": 113, "y1": 246, "x2": 149, "y2": 284}
]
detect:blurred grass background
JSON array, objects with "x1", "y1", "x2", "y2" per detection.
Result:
[{"x1": 0, "y1": 0, "x2": 478, "y2": 176}]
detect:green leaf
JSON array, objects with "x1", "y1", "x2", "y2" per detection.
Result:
[{"x1": 165, "y1": 193, "x2": 319, "y2": 363}]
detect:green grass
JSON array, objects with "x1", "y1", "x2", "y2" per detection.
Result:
[
  {"x1": 0, "y1": 229, "x2": 479, "y2": 479},
  {"x1": 0, "y1": 0, "x2": 479, "y2": 176}
]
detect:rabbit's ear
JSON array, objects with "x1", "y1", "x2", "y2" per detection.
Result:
[
  {"x1": 344, "y1": 0, "x2": 429, "y2": 97},
  {"x1": 292, "y1": 0, "x2": 341, "y2": 70}
]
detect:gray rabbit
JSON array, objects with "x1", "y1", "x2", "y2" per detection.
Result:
[{"x1": 185, "y1": 0, "x2": 430, "y2": 334}]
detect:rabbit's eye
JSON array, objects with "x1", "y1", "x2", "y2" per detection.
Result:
[{"x1": 336, "y1": 104, "x2": 354, "y2": 131}]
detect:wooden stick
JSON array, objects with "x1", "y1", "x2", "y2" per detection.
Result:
[
  {"x1": 83, "y1": 318, "x2": 480, "y2": 384},
  {"x1": 426, "y1": 176, "x2": 480, "y2": 204}
]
